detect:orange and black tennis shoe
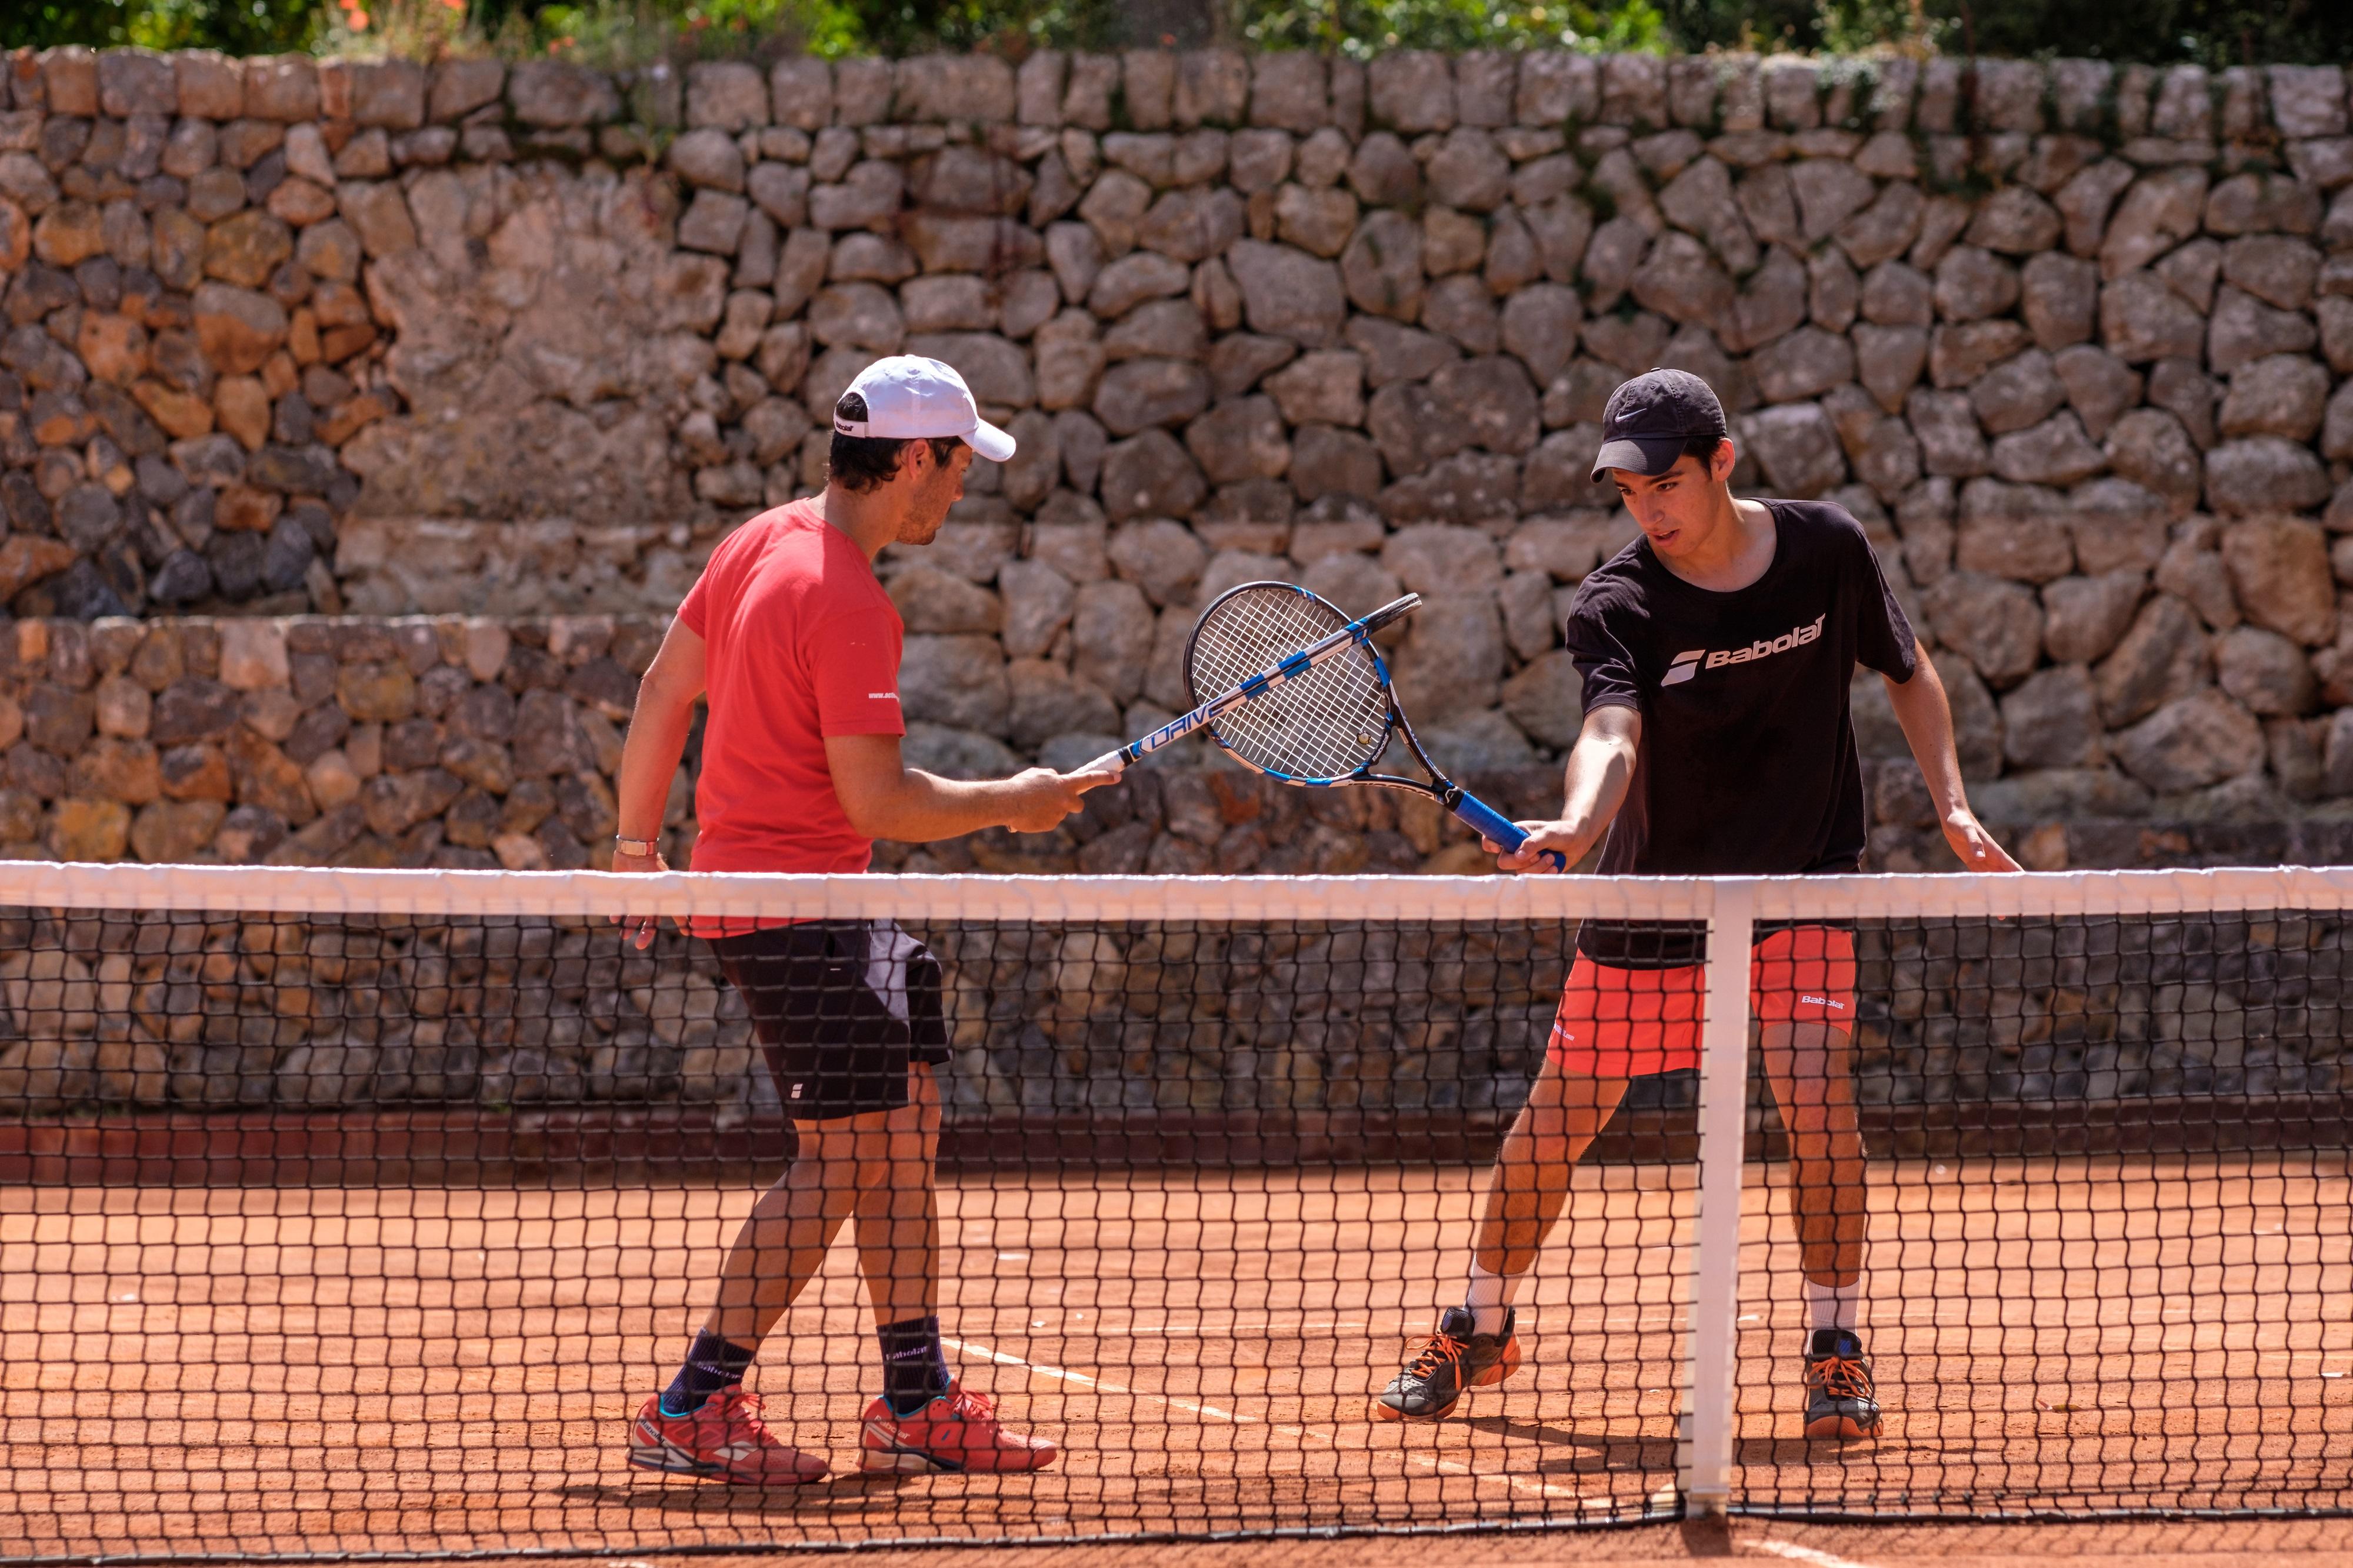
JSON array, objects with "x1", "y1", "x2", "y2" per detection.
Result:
[
  {"x1": 1372, "y1": 1306, "x2": 1522, "y2": 1422},
  {"x1": 1803, "y1": 1327, "x2": 1882, "y2": 1439}
]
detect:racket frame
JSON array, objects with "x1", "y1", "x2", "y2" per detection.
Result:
[{"x1": 1184, "y1": 581, "x2": 1565, "y2": 870}]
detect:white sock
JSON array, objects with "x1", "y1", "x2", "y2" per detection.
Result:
[
  {"x1": 1463, "y1": 1263, "x2": 1520, "y2": 1336},
  {"x1": 1804, "y1": 1276, "x2": 1859, "y2": 1333}
]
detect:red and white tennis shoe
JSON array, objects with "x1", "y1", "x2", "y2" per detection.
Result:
[
  {"x1": 628, "y1": 1389, "x2": 829, "y2": 1485},
  {"x1": 859, "y1": 1382, "x2": 1058, "y2": 1473}
]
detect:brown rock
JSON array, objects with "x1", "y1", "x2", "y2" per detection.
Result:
[
  {"x1": 132, "y1": 799, "x2": 226, "y2": 863},
  {"x1": 51, "y1": 799, "x2": 131, "y2": 862},
  {"x1": 2095, "y1": 593, "x2": 2209, "y2": 726},
  {"x1": 2221, "y1": 516, "x2": 2337, "y2": 646},
  {"x1": 191, "y1": 282, "x2": 286, "y2": 375}
]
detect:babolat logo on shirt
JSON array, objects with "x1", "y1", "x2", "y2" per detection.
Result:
[{"x1": 1661, "y1": 614, "x2": 1827, "y2": 686}]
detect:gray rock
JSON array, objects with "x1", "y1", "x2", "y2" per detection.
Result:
[
  {"x1": 2154, "y1": 238, "x2": 2222, "y2": 313},
  {"x1": 1184, "y1": 396, "x2": 1289, "y2": 485},
  {"x1": 1921, "y1": 570, "x2": 2044, "y2": 686},
  {"x1": 1427, "y1": 129, "x2": 1510, "y2": 211},
  {"x1": 1933, "y1": 245, "x2": 2021, "y2": 322},
  {"x1": 1006, "y1": 659, "x2": 1121, "y2": 750},
  {"x1": 806, "y1": 281, "x2": 902, "y2": 352},
  {"x1": 2204, "y1": 438, "x2": 2333, "y2": 518},
  {"x1": 2218, "y1": 354, "x2": 2329, "y2": 443},
  {"x1": 1969, "y1": 348, "x2": 2066, "y2": 435},
  {"x1": 1860, "y1": 259, "x2": 1934, "y2": 327},
  {"x1": 1502, "y1": 650, "x2": 1584, "y2": 748},
  {"x1": 1967, "y1": 185, "x2": 2062, "y2": 255},
  {"x1": 1300, "y1": 549, "x2": 1402, "y2": 616},
  {"x1": 2155, "y1": 538, "x2": 2240, "y2": 633},
  {"x1": 2052, "y1": 345, "x2": 2142, "y2": 441},
  {"x1": 1108, "y1": 518, "x2": 1208, "y2": 607},
  {"x1": 1749, "y1": 327, "x2": 1854, "y2": 403},
  {"x1": 1992, "y1": 412, "x2": 2107, "y2": 487},
  {"x1": 1631, "y1": 232, "x2": 1735, "y2": 331},
  {"x1": 1581, "y1": 309, "x2": 1672, "y2": 373},
  {"x1": 1092, "y1": 359, "x2": 1212, "y2": 436},
  {"x1": 1381, "y1": 524, "x2": 1501, "y2": 593},
  {"x1": 2099, "y1": 167, "x2": 2208, "y2": 280},
  {"x1": 1838, "y1": 181, "x2": 1926, "y2": 270},
  {"x1": 1854, "y1": 416, "x2": 1923, "y2": 504},
  {"x1": 1659, "y1": 156, "x2": 1759, "y2": 272},
  {"x1": 1391, "y1": 593, "x2": 1505, "y2": 712},
  {"x1": 1498, "y1": 568, "x2": 1558, "y2": 659},
  {"x1": 669, "y1": 128, "x2": 745, "y2": 192},
  {"x1": 2222, "y1": 515, "x2": 2337, "y2": 646},
  {"x1": 1345, "y1": 317, "x2": 1460, "y2": 388},
  {"x1": 1098, "y1": 429, "x2": 1207, "y2": 523},
  {"x1": 2041, "y1": 571, "x2": 2147, "y2": 664},
  {"x1": 1383, "y1": 451, "x2": 1521, "y2": 525},
  {"x1": 1289, "y1": 425, "x2": 1383, "y2": 501},
  {"x1": 2215, "y1": 625, "x2": 2317, "y2": 716},
  {"x1": 1907, "y1": 388, "x2": 1991, "y2": 478},
  {"x1": 2001, "y1": 664, "x2": 2102, "y2": 768},
  {"x1": 1958, "y1": 479, "x2": 2074, "y2": 582},
  {"x1": 2112, "y1": 689, "x2": 2262, "y2": 793},
  {"x1": 1208, "y1": 333, "x2": 1301, "y2": 399},
  {"x1": 1087, "y1": 251, "x2": 1192, "y2": 318},
  {"x1": 1368, "y1": 51, "x2": 1455, "y2": 134},
  {"x1": 1033, "y1": 310, "x2": 1106, "y2": 411},
  {"x1": 1069, "y1": 578, "x2": 1153, "y2": 702},
  {"x1": 1340, "y1": 210, "x2": 1425, "y2": 322},
  {"x1": 1225, "y1": 239, "x2": 1347, "y2": 347},
  {"x1": 2019, "y1": 252, "x2": 2098, "y2": 349},
  {"x1": 2148, "y1": 357, "x2": 2222, "y2": 450},
  {"x1": 2104, "y1": 409, "x2": 2204, "y2": 516},
  {"x1": 1808, "y1": 247, "x2": 1860, "y2": 332},
  {"x1": 1854, "y1": 324, "x2": 1929, "y2": 413},
  {"x1": 886, "y1": 566, "x2": 1000, "y2": 635},
  {"x1": 1499, "y1": 284, "x2": 1581, "y2": 385},
  {"x1": 1738, "y1": 401, "x2": 1845, "y2": 497},
  {"x1": 2098, "y1": 273, "x2": 2206, "y2": 363},
  {"x1": 1262, "y1": 350, "x2": 1365, "y2": 427},
  {"x1": 2067, "y1": 478, "x2": 2171, "y2": 574},
  {"x1": 1579, "y1": 216, "x2": 1653, "y2": 315},
  {"x1": 2219, "y1": 235, "x2": 2319, "y2": 312},
  {"x1": 508, "y1": 61, "x2": 621, "y2": 128},
  {"x1": 1275, "y1": 183, "x2": 1358, "y2": 258},
  {"x1": 1421, "y1": 275, "x2": 1500, "y2": 353},
  {"x1": 2096, "y1": 593, "x2": 2209, "y2": 726},
  {"x1": 2208, "y1": 285, "x2": 2317, "y2": 375},
  {"x1": 1929, "y1": 321, "x2": 2029, "y2": 389}
]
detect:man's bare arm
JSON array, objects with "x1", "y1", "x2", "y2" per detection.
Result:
[
  {"x1": 1882, "y1": 639, "x2": 2021, "y2": 873},
  {"x1": 1492, "y1": 705, "x2": 1642, "y2": 873},
  {"x1": 824, "y1": 733, "x2": 1101, "y2": 842},
  {"x1": 612, "y1": 616, "x2": 706, "y2": 863}
]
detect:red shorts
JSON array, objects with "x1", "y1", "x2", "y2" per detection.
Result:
[{"x1": 1547, "y1": 926, "x2": 1857, "y2": 1078}]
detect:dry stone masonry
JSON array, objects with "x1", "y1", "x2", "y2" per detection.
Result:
[{"x1": 5, "y1": 46, "x2": 2353, "y2": 872}]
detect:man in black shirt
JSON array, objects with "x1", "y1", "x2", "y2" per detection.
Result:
[{"x1": 1374, "y1": 369, "x2": 2018, "y2": 1439}]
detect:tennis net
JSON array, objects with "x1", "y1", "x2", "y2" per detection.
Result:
[{"x1": 0, "y1": 865, "x2": 2347, "y2": 1561}]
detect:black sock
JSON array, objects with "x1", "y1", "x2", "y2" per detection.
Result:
[
  {"x1": 876, "y1": 1315, "x2": 952, "y2": 1417},
  {"x1": 659, "y1": 1329, "x2": 755, "y2": 1417}
]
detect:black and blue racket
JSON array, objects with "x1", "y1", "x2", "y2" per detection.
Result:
[{"x1": 1084, "y1": 582, "x2": 1563, "y2": 869}]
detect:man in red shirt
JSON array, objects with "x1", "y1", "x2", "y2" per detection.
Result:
[{"x1": 611, "y1": 356, "x2": 1100, "y2": 1484}]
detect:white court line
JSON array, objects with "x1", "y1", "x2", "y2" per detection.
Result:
[
  {"x1": 1745, "y1": 1537, "x2": 1882, "y2": 1568},
  {"x1": 944, "y1": 1335, "x2": 1603, "y2": 1505}
]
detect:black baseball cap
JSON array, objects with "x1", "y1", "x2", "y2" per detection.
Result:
[{"x1": 1588, "y1": 368, "x2": 1729, "y2": 483}]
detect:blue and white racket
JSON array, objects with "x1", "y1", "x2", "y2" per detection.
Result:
[{"x1": 1086, "y1": 581, "x2": 1563, "y2": 869}]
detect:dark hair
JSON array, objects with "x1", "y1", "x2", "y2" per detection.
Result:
[
  {"x1": 1682, "y1": 430, "x2": 1731, "y2": 463},
  {"x1": 828, "y1": 393, "x2": 965, "y2": 493}
]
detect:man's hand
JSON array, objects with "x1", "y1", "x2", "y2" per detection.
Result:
[
  {"x1": 1942, "y1": 808, "x2": 2021, "y2": 873},
  {"x1": 1486, "y1": 820, "x2": 1591, "y2": 875},
  {"x1": 999, "y1": 768, "x2": 1110, "y2": 833},
  {"x1": 610, "y1": 845, "x2": 669, "y2": 950}
]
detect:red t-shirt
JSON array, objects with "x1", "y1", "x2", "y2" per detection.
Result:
[{"x1": 678, "y1": 499, "x2": 905, "y2": 874}]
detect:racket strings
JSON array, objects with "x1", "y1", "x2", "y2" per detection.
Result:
[{"x1": 1189, "y1": 586, "x2": 1391, "y2": 780}]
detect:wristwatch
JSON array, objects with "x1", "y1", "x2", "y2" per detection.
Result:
[{"x1": 614, "y1": 836, "x2": 660, "y2": 856}]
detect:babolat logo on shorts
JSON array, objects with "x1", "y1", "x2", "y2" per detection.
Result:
[{"x1": 1662, "y1": 614, "x2": 1827, "y2": 686}]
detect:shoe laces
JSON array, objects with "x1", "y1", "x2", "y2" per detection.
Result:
[
  {"x1": 1808, "y1": 1353, "x2": 1874, "y2": 1402},
  {"x1": 1404, "y1": 1331, "x2": 1468, "y2": 1383},
  {"x1": 944, "y1": 1384, "x2": 995, "y2": 1422},
  {"x1": 708, "y1": 1387, "x2": 782, "y2": 1440}
]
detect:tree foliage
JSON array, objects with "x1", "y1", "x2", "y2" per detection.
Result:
[{"x1": 6, "y1": 0, "x2": 2352, "y2": 67}]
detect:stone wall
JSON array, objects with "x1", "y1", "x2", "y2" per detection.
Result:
[{"x1": 6, "y1": 46, "x2": 2353, "y2": 869}]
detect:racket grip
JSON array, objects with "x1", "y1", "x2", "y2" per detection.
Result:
[
  {"x1": 1450, "y1": 792, "x2": 1568, "y2": 871},
  {"x1": 1077, "y1": 748, "x2": 1130, "y2": 777}
]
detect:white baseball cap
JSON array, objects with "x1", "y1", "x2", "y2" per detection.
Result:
[{"x1": 833, "y1": 355, "x2": 1016, "y2": 463}]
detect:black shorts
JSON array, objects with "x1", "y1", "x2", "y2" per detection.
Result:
[{"x1": 709, "y1": 920, "x2": 951, "y2": 1121}]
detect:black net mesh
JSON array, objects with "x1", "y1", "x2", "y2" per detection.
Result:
[{"x1": 0, "y1": 886, "x2": 2345, "y2": 1562}]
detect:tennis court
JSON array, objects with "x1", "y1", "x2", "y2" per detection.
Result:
[
  {"x1": 2, "y1": 865, "x2": 2351, "y2": 1564},
  {"x1": 5, "y1": 1149, "x2": 2347, "y2": 1560}
]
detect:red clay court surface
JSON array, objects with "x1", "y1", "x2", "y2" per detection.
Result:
[{"x1": 2, "y1": 1153, "x2": 2348, "y2": 1562}]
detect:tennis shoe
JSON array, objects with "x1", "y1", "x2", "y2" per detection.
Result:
[
  {"x1": 628, "y1": 1389, "x2": 829, "y2": 1485},
  {"x1": 859, "y1": 1382, "x2": 1058, "y2": 1473},
  {"x1": 1802, "y1": 1328, "x2": 1881, "y2": 1440},
  {"x1": 1372, "y1": 1306, "x2": 1521, "y2": 1422}
]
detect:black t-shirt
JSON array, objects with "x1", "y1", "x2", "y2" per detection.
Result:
[{"x1": 1565, "y1": 498, "x2": 1918, "y2": 968}]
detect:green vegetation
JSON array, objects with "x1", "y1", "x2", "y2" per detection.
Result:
[{"x1": 5, "y1": 0, "x2": 2351, "y2": 70}]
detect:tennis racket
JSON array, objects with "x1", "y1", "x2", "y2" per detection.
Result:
[
  {"x1": 1081, "y1": 590, "x2": 1424, "y2": 777},
  {"x1": 1086, "y1": 581, "x2": 1564, "y2": 869}
]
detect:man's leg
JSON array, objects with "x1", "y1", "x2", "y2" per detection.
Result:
[
  {"x1": 853, "y1": 1063, "x2": 948, "y2": 1415},
  {"x1": 1757, "y1": 1010, "x2": 1878, "y2": 1439},
  {"x1": 1372, "y1": 1056, "x2": 1631, "y2": 1422}
]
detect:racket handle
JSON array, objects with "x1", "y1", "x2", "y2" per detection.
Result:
[
  {"x1": 1077, "y1": 748, "x2": 1131, "y2": 777},
  {"x1": 1450, "y1": 791, "x2": 1569, "y2": 872}
]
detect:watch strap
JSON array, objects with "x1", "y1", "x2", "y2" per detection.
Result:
[{"x1": 614, "y1": 836, "x2": 660, "y2": 856}]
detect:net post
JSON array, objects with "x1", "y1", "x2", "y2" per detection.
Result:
[{"x1": 1681, "y1": 875, "x2": 1754, "y2": 1519}]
